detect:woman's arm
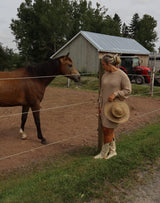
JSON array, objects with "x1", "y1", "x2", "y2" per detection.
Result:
[{"x1": 113, "y1": 73, "x2": 132, "y2": 100}]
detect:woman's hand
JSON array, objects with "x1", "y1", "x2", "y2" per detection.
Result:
[{"x1": 108, "y1": 93, "x2": 115, "y2": 102}]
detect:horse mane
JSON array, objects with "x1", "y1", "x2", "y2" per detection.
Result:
[{"x1": 26, "y1": 56, "x2": 63, "y2": 77}]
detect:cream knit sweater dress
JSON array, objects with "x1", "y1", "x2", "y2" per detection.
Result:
[{"x1": 99, "y1": 69, "x2": 132, "y2": 128}]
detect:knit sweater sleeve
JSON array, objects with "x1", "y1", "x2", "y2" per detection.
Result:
[{"x1": 114, "y1": 72, "x2": 132, "y2": 100}]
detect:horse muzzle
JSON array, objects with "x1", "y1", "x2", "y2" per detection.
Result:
[{"x1": 73, "y1": 74, "x2": 81, "y2": 82}]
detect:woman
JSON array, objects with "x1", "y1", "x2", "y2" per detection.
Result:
[{"x1": 94, "y1": 54, "x2": 131, "y2": 160}]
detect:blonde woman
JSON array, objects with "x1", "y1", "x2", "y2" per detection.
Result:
[{"x1": 94, "y1": 54, "x2": 132, "y2": 160}]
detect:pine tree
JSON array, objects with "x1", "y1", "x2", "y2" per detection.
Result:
[
  {"x1": 113, "y1": 13, "x2": 122, "y2": 32},
  {"x1": 121, "y1": 23, "x2": 129, "y2": 37},
  {"x1": 129, "y1": 13, "x2": 140, "y2": 39}
]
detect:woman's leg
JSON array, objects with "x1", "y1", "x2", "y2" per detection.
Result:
[
  {"x1": 93, "y1": 127, "x2": 114, "y2": 159},
  {"x1": 104, "y1": 138, "x2": 117, "y2": 159},
  {"x1": 103, "y1": 127, "x2": 114, "y2": 143},
  {"x1": 103, "y1": 127, "x2": 117, "y2": 159},
  {"x1": 94, "y1": 127, "x2": 117, "y2": 159}
]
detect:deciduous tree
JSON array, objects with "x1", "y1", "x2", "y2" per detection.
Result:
[
  {"x1": 136, "y1": 14, "x2": 157, "y2": 52},
  {"x1": 11, "y1": 0, "x2": 71, "y2": 63}
]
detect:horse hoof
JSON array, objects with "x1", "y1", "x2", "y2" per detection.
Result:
[
  {"x1": 19, "y1": 128, "x2": 27, "y2": 140},
  {"x1": 41, "y1": 138, "x2": 47, "y2": 144},
  {"x1": 21, "y1": 134, "x2": 27, "y2": 140}
]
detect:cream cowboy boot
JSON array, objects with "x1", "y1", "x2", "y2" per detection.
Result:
[
  {"x1": 93, "y1": 143, "x2": 110, "y2": 159},
  {"x1": 104, "y1": 139, "x2": 117, "y2": 160}
]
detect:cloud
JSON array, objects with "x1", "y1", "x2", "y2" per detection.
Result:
[{"x1": 134, "y1": 0, "x2": 150, "y2": 3}]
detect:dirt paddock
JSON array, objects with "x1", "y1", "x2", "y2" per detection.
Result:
[{"x1": 1, "y1": 87, "x2": 160, "y2": 173}]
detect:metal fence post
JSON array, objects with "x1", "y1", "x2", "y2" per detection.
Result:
[{"x1": 150, "y1": 53, "x2": 156, "y2": 96}]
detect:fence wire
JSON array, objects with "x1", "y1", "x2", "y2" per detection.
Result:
[{"x1": 0, "y1": 73, "x2": 160, "y2": 161}]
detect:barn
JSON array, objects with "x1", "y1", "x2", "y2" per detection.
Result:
[
  {"x1": 149, "y1": 53, "x2": 160, "y2": 71},
  {"x1": 51, "y1": 31, "x2": 150, "y2": 73}
]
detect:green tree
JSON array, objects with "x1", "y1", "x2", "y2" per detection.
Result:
[
  {"x1": 11, "y1": 0, "x2": 71, "y2": 63},
  {"x1": 121, "y1": 23, "x2": 130, "y2": 37},
  {"x1": 0, "y1": 43, "x2": 23, "y2": 71},
  {"x1": 11, "y1": 0, "x2": 110, "y2": 63},
  {"x1": 0, "y1": 43, "x2": 8, "y2": 71},
  {"x1": 129, "y1": 13, "x2": 140, "y2": 39},
  {"x1": 5, "y1": 48, "x2": 24, "y2": 70},
  {"x1": 102, "y1": 15, "x2": 121, "y2": 36},
  {"x1": 136, "y1": 14, "x2": 157, "y2": 52},
  {"x1": 69, "y1": 1, "x2": 108, "y2": 38},
  {"x1": 129, "y1": 13, "x2": 157, "y2": 51},
  {"x1": 113, "y1": 13, "x2": 122, "y2": 33},
  {"x1": 89, "y1": 2, "x2": 108, "y2": 33},
  {"x1": 69, "y1": 0, "x2": 94, "y2": 37}
]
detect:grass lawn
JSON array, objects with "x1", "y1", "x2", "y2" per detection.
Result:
[
  {"x1": 0, "y1": 121, "x2": 160, "y2": 203},
  {"x1": 50, "y1": 75, "x2": 160, "y2": 97}
]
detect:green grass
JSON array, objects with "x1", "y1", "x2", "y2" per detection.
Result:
[
  {"x1": 131, "y1": 84, "x2": 160, "y2": 97},
  {"x1": 50, "y1": 75, "x2": 160, "y2": 96},
  {"x1": 50, "y1": 75, "x2": 99, "y2": 92},
  {"x1": 1, "y1": 122, "x2": 160, "y2": 202}
]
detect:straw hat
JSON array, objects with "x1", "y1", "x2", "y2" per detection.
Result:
[{"x1": 104, "y1": 99, "x2": 130, "y2": 124}]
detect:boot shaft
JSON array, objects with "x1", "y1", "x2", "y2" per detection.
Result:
[{"x1": 93, "y1": 143, "x2": 110, "y2": 159}]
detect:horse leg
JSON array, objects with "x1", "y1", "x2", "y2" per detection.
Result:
[
  {"x1": 31, "y1": 105, "x2": 46, "y2": 144},
  {"x1": 20, "y1": 105, "x2": 29, "y2": 140}
]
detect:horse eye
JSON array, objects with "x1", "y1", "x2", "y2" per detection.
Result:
[{"x1": 68, "y1": 64, "x2": 72, "y2": 68}]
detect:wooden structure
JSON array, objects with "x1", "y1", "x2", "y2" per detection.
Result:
[{"x1": 51, "y1": 31, "x2": 150, "y2": 74}]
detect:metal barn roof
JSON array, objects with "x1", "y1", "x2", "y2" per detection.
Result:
[
  {"x1": 51, "y1": 31, "x2": 150, "y2": 58},
  {"x1": 81, "y1": 31, "x2": 150, "y2": 55}
]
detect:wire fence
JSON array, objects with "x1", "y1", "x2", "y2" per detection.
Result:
[
  {"x1": 1, "y1": 100, "x2": 160, "y2": 161},
  {"x1": 0, "y1": 72, "x2": 160, "y2": 161},
  {"x1": 0, "y1": 72, "x2": 160, "y2": 120},
  {"x1": 0, "y1": 134, "x2": 82, "y2": 161}
]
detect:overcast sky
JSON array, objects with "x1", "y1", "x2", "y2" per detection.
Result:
[{"x1": 0, "y1": 0, "x2": 160, "y2": 52}]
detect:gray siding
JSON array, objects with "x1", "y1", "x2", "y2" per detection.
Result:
[
  {"x1": 53, "y1": 35, "x2": 99, "y2": 73},
  {"x1": 51, "y1": 31, "x2": 150, "y2": 74}
]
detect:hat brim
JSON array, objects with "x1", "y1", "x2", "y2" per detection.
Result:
[{"x1": 104, "y1": 99, "x2": 130, "y2": 124}]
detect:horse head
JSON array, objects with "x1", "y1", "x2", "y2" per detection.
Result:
[{"x1": 59, "y1": 53, "x2": 80, "y2": 82}]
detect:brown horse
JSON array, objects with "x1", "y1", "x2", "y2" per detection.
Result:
[{"x1": 0, "y1": 53, "x2": 80, "y2": 144}]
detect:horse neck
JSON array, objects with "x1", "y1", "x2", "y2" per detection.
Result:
[{"x1": 28, "y1": 59, "x2": 61, "y2": 87}]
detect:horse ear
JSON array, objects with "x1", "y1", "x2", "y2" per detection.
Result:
[
  {"x1": 60, "y1": 53, "x2": 70, "y2": 63},
  {"x1": 66, "y1": 52, "x2": 70, "y2": 57}
]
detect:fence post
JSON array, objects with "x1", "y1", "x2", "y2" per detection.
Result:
[
  {"x1": 150, "y1": 53, "x2": 156, "y2": 96},
  {"x1": 67, "y1": 78, "x2": 70, "y2": 88},
  {"x1": 98, "y1": 60, "x2": 104, "y2": 151}
]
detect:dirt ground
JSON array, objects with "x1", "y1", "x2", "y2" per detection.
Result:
[
  {"x1": 1, "y1": 87, "x2": 160, "y2": 201},
  {"x1": 1, "y1": 87, "x2": 160, "y2": 171}
]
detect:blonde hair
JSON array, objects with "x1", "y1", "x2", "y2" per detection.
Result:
[{"x1": 102, "y1": 54, "x2": 121, "y2": 67}]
